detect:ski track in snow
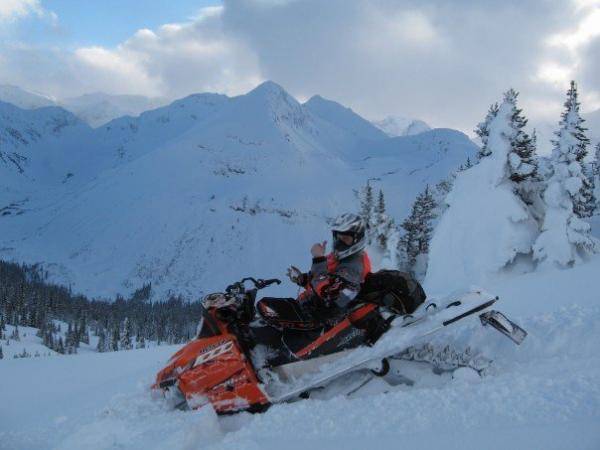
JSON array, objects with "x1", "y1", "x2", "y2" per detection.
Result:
[{"x1": 2, "y1": 291, "x2": 600, "y2": 450}]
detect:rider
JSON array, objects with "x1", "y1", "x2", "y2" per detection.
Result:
[{"x1": 256, "y1": 213, "x2": 371, "y2": 329}]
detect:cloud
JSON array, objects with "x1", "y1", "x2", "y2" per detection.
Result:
[
  {"x1": 1, "y1": 0, "x2": 599, "y2": 133},
  {"x1": 0, "y1": 0, "x2": 42, "y2": 22}
]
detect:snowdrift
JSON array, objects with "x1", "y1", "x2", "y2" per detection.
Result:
[{"x1": 2, "y1": 257, "x2": 600, "y2": 450}]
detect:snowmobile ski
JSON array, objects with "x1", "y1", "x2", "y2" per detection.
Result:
[{"x1": 269, "y1": 293, "x2": 503, "y2": 403}]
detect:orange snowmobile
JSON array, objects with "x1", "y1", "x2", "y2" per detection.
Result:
[
  {"x1": 153, "y1": 274, "x2": 526, "y2": 414},
  {"x1": 153, "y1": 275, "x2": 399, "y2": 413}
]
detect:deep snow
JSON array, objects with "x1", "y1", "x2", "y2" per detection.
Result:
[{"x1": 2, "y1": 256, "x2": 600, "y2": 450}]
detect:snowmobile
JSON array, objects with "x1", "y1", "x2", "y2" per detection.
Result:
[{"x1": 153, "y1": 272, "x2": 527, "y2": 414}]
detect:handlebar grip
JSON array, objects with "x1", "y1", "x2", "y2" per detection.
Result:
[{"x1": 257, "y1": 278, "x2": 281, "y2": 288}]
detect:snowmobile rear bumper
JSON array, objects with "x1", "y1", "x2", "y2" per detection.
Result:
[{"x1": 480, "y1": 310, "x2": 527, "y2": 345}]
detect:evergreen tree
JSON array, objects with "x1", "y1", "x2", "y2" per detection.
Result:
[
  {"x1": 595, "y1": 143, "x2": 600, "y2": 213},
  {"x1": 10, "y1": 325, "x2": 20, "y2": 341},
  {"x1": 360, "y1": 182, "x2": 374, "y2": 241},
  {"x1": 504, "y1": 89, "x2": 538, "y2": 186},
  {"x1": 533, "y1": 152, "x2": 598, "y2": 267},
  {"x1": 552, "y1": 80, "x2": 594, "y2": 218},
  {"x1": 398, "y1": 186, "x2": 437, "y2": 277},
  {"x1": 121, "y1": 317, "x2": 133, "y2": 350},
  {"x1": 79, "y1": 315, "x2": 89, "y2": 345},
  {"x1": 0, "y1": 344, "x2": 3, "y2": 359},
  {"x1": 111, "y1": 324, "x2": 120, "y2": 352},
  {"x1": 373, "y1": 190, "x2": 388, "y2": 248},
  {"x1": 136, "y1": 334, "x2": 146, "y2": 349},
  {"x1": 57, "y1": 337, "x2": 65, "y2": 354},
  {"x1": 97, "y1": 328, "x2": 107, "y2": 353},
  {"x1": 595, "y1": 142, "x2": 600, "y2": 177},
  {"x1": 475, "y1": 102, "x2": 499, "y2": 159}
]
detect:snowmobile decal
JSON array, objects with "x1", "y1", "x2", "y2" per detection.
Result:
[{"x1": 193, "y1": 340, "x2": 234, "y2": 367}]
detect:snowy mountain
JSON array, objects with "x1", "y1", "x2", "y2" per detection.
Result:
[
  {"x1": 0, "y1": 85, "x2": 167, "y2": 128},
  {"x1": 0, "y1": 84, "x2": 56, "y2": 110},
  {"x1": 304, "y1": 95, "x2": 388, "y2": 141},
  {"x1": 0, "y1": 81, "x2": 476, "y2": 300},
  {"x1": 0, "y1": 101, "x2": 94, "y2": 192},
  {"x1": 372, "y1": 115, "x2": 432, "y2": 137},
  {"x1": 61, "y1": 93, "x2": 168, "y2": 127}
]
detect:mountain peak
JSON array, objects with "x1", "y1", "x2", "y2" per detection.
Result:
[{"x1": 250, "y1": 80, "x2": 287, "y2": 96}]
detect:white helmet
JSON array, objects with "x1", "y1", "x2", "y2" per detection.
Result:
[{"x1": 331, "y1": 213, "x2": 367, "y2": 259}]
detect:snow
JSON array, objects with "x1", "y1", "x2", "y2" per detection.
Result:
[
  {"x1": 2, "y1": 80, "x2": 599, "y2": 449},
  {"x1": 372, "y1": 115, "x2": 432, "y2": 137},
  {"x1": 425, "y1": 100, "x2": 539, "y2": 293},
  {"x1": 60, "y1": 93, "x2": 168, "y2": 128},
  {"x1": 0, "y1": 85, "x2": 56, "y2": 110},
  {"x1": 0, "y1": 85, "x2": 167, "y2": 128},
  {"x1": 0, "y1": 82, "x2": 476, "y2": 300},
  {"x1": 2, "y1": 257, "x2": 600, "y2": 449}
]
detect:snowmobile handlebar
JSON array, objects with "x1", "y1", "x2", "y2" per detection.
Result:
[{"x1": 226, "y1": 277, "x2": 281, "y2": 294}]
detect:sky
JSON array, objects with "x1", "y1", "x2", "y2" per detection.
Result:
[{"x1": 1, "y1": 0, "x2": 599, "y2": 133}]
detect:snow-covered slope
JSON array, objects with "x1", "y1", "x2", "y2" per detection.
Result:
[
  {"x1": 2, "y1": 255, "x2": 599, "y2": 450},
  {"x1": 0, "y1": 101, "x2": 96, "y2": 198},
  {"x1": 304, "y1": 95, "x2": 388, "y2": 141},
  {"x1": 0, "y1": 85, "x2": 56, "y2": 110},
  {"x1": 373, "y1": 115, "x2": 431, "y2": 137},
  {"x1": 0, "y1": 82, "x2": 476, "y2": 300},
  {"x1": 61, "y1": 93, "x2": 168, "y2": 127}
]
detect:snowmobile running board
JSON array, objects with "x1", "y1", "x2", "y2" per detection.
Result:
[{"x1": 270, "y1": 295, "x2": 508, "y2": 403}]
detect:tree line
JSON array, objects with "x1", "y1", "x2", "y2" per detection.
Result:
[{"x1": 0, "y1": 260, "x2": 203, "y2": 358}]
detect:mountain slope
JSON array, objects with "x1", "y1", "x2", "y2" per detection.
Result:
[
  {"x1": 0, "y1": 85, "x2": 56, "y2": 110},
  {"x1": 373, "y1": 115, "x2": 431, "y2": 137},
  {"x1": 304, "y1": 95, "x2": 388, "y2": 142},
  {"x1": 0, "y1": 82, "x2": 476, "y2": 299},
  {"x1": 0, "y1": 101, "x2": 96, "y2": 194},
  {"x1": 61, "y1": 93, "x2": 168, "y2": 127}
]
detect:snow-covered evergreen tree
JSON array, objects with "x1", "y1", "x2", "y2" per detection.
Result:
[
  {"x1": 111, "y1": 325, "x2": 120, "y2": 352},
  {"x1": 533, "y1": 84, "x2": 599, "y2": 267},
  {"x1": 594, "y1": 142, "x2": 600, "y2": 213},
  {"x1": 551, "y1": 81, "x2": 594, "y2": 218},
  {"x1": 425, "y1": 92, "x2": 540, "y2": 292},
  {"x1": 475, "y1": 102, "x2": 499, "y2": 159},
  {"x1": 57, "y1": 337, "x2": 65, "y2": 354},
  {"x1": 136, "y1": 334, "x2": 146, "y2": 349},
  {"x1": 533, "y1": 160, "x2": 598, "y2": 267},
  {"x1": 503, "y1": 89, "x2": 539, "y2": 206},
  {"x1": 97, "y1": 328, "x2": 107, "y2": 353},
  {"x1": 360, "y1": 182, "x2": 374, "y2": 242},
  {"x1": 398, "y1": 186, "x2": 437, "y2": 278},
  {"x1": 120, "y1": 317, "x2": 133, "y2": 350},
  {"x1": 595, "y1": 142, "x2": 600, "y2": 177},
  {"x1": 371, "y1": 189, "x2": 399, "y2": 268}
]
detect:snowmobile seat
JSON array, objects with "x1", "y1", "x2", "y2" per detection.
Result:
[{"x1": 356, "y1": 270, "x2": 426, "y2": 315}]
